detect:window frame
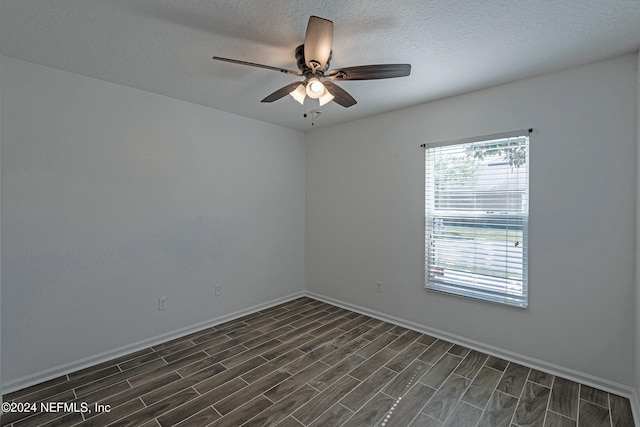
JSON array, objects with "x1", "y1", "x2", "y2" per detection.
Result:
[{"x1": 423, "y1": 129, "x2": 531, "y2": 308}]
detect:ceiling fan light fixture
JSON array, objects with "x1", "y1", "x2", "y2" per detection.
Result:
[
  {"x1": 289, "y1": 84, "x2": 306, "y2": 104},
  {"x1": 212, "y1": 15, "x2": 411, "y2": 112},
  {"x1": 306, "y1": 77, "x2": 325, "y2": 99},
  {"x1": 318, "y1": 91, "x2": 334, "y2": 106}
]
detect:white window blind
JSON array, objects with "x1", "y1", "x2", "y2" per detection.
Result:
[{"x1": 424, "y1": 130, "x2": 530, "y2": 307}]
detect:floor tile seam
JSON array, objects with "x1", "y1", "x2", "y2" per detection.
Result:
[
  {"x1": 142, "y1": 370, "x2": 226, "y2": 408},
  {"x1": 188, "y1": 335, "x2": 216, "y2": 346},
  {"x1": 181, "y1": 329, "x2": 214, "y2": 344},
  {"x1": 427, "y1": 372, "x2": 473, "y2": 424},
  {"x1": 547, "y1": 408, "x2": 577, "y2": 423},
  {"x1": 263, "y1": 329, "x2": 327, "y2": 353},
  {"x1": 270, "y1": 307, "x2": 329, "y2": 323},
  {"x1": 460, "y1": 355, "x2": 492, "y2": 387},
  {"x1": 300, "y1": 403, "x2": 336, "y2": 427},
  {"x1": 438, "y1": 394, "x2": 468, "y2": 426},
  {"x1": 242, "y1": 314, "x2": 280, "y2": 326},
  {"x1": 420, "y1": 343, "x2": 452, "y2": 367},
  {"x1": 412, "y1": 381, "x2": 447, "y2": 424},
  {"x1": 174, "y1": 405, "x2": 221, "y2": 427},
  {"x1": 540, "y1": 379, "x2": 553, "y2": 427},
  {"x1": 254, "y1": 317, "x2": 304, "y2": 333},
  {"x1": 205, "y1": 343, "x2": 250, "y2": 360},
  {"x1": 356, "y1": 346, "x2": 398, "y2": 365},
  {"x1": 375, "y1": 392, "x2": 404, "y2": 426},
  {"x1": 116, "y1": 360, "x2": 179, "y2": 391},
  {"x1": 188, "y1": 377, "x2": 251, "y2": 417},
  {"x1": 99, "y1": 396, "x2": 147, "y2": 427},
  {"x1": 142, "y1": 387, "x2": 204, "y2": 425},
  {"x1": 317, "y1": 338, "x2": 369, "y2": 367},
  {"x1": 385, "y1": 347, "x2": 433, "y2": 377},
  {"x1": 576, "y1": 385, "x2": 581, "y2": 425},
  {"x1": 78, "y1": 376, "x2": 139, "y2": 411},
  {"x1": 480, "y1": 362, "x2": 504, "y2": 377},
  {"x1": 220, "y1": 369, "x2": 291, "y2": 409},
  {"x1": 298, "y1": 371, "x2": 363, "y2": 421},
  {"x1": 289, "y1": 413, "x2": 306, "y2": 427},
  {"x1": 493, "y1": 365, "x2": 523, "y2": 399},
  {"x1": 240, "y1": 353, "x2": 306, "y2": 384},
  {"x1": 306, "y1": 322, "x2": 351, "y2": 338},
  {"x1": 214, "y1": 317, "x2": 250, "y2": 329},
  {"x1": 262, "y1": 367, "x2": 321, "y2": 404},
  {"x1": 418, "y1": 352, "x2": 464, "y2": 390},
  {"x1": 528, "y1": 376, "x2": 553, "y2": 389},
  {"x1": 549, "y1": 378, "x2": 578, "y2": 421},
  {"x1": 333, "y1": 402, "x2": 355, "y2": 427},
  {"x1": 608, "y1": 391, "x2": 614, "y2": 426},
  {"x1": 461, "y1": 392, "x2": 495, "y2": 412},
  {"x1": 310, "y1": 363, "x2": 358, "y2": 393},
  {"x1": 272, "y1": 348, "x2": 333, "y2": 378},
  {"x1": 71, "y1": 364, "x2": 155, "y2": 400},
  {"x1": 387, "y1": 336, "x2": 422, "y2": 354},
  {"x1": 227, "y1": 327, "x2": 289, "y2": 346},
  {"x1": 145, "y1": 341, "x2": 197, "y2": 358},
  {"x1": 192, "y1": 382, "x2": 204, "y2": 397},
  {"x1": 579, "y1": 395, "x2": 609, "y2": 410},
  {"x1": 241, "y1": 338, "x2": 287, "y2": 357},
  {"x1": 336, "y1": 374, "x2": 396, "y2": 419},
  {"x1": 218, "y1": 354, "x2": 268, "y2": 371},
  {"x1": 509, "y1": 371, "x2": 531, "y2": 427},
  {"x1": 144, "y1": 344, "x2": 214, "y2": 367},
  {"x1": 293, "y1": 330, "x2": 344, "y2": 354},
  {"x1": 261, "y1": 389, "x2": 278, "y2": 404},
  {"x1": 288, "y1": 316, "x2": 331, "y2": 331}
]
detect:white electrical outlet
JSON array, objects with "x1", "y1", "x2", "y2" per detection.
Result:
[
  {"x1": 377, "y1": 281, "x2": 383, "y2": 293},
  {"x1": 158, "y1": 296, "x2": 168, "y2": 310},
  {"x1": 214, "y1": 285, "x2": 222, "y2": 297}
]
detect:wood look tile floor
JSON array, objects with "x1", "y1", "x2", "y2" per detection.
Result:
[{"x1": 1, "y1": 297, "x2": 635, "y2": 427}]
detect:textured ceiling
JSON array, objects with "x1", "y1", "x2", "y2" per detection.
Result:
[{"x1": 1, "y1": 0, "x2": 639, "y2": 130}]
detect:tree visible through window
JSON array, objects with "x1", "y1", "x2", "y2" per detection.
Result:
[{"x1": 424, "y1": 130, "x2": 530, "y2": 307}]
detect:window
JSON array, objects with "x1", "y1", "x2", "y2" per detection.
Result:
[{"x1": 423, "y1": 130, "x2": 530, "y2": 307}]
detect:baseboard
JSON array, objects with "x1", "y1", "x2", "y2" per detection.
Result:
[
  {"x1": 2, "y1": 291, "x2": 305, "y2": 394},
  {"x1": 630, "y1": 389, "x2": 640, "y2": 427},
  {"x1": 306, "y1": 291, "x2": 637, "y2": 403}
]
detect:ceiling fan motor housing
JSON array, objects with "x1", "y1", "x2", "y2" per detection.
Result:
[{"x1": 295, "y1": 44, "x2": 331, "y2": 75}]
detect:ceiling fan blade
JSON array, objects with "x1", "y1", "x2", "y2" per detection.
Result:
[
  {"x1": 261, "y1": 82, "x2": 304, "y2": 103},
  {"x1": 327, "y1": 64, "x2": 411, "y2": 80},
  {"x1": 213, "y1": 56, "x2": 302, "y2": 76},
  {"x1": 304, "y1": 16, "x2": 333, "y2": 71},
  {"x1": 323, "y1": 81, "x2": 357, "y2": 108}
]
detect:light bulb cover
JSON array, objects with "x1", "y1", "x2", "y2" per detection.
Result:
[
  {"x1": 318, "y1": 91, "x2": 334, "y2": 106},
  {"x1": 306, "y1": 77, "x2": 325, "y2": 99},
  {"x1": 289, "y1": 84, "x2": 306, "y2": 105}
]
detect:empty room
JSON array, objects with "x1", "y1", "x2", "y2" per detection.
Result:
[{"x1": 1, "y1": 1, "x2": 640, "y2": 426}]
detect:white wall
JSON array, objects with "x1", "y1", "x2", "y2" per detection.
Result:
[
  {"x1": 307, "y1": 54, "x2": 637, "y2": 389},
  {"x1": 0, "y1": 55, "x2": 305, "y2": 387}
]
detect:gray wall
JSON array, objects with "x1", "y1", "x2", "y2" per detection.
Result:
[
  {"x1": 306, "y1": 54, "x2": 637, "y2": 388},
  {"x1": 1, "y1": 51, "x2": 638, "y2": 399},
  {"x1": 0, "y1": 56, "x2": 3, "y2": 404},
  {"x1": 0, "y1": 55, "x2": 306, "y2": 386},
  {"x1": 636, "y1": 51, "x2": 640, "y2": 409}
]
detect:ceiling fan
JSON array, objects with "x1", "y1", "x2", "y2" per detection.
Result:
[{"x1": 212, "y1": 16, "x2": 411, "y2": 108}]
